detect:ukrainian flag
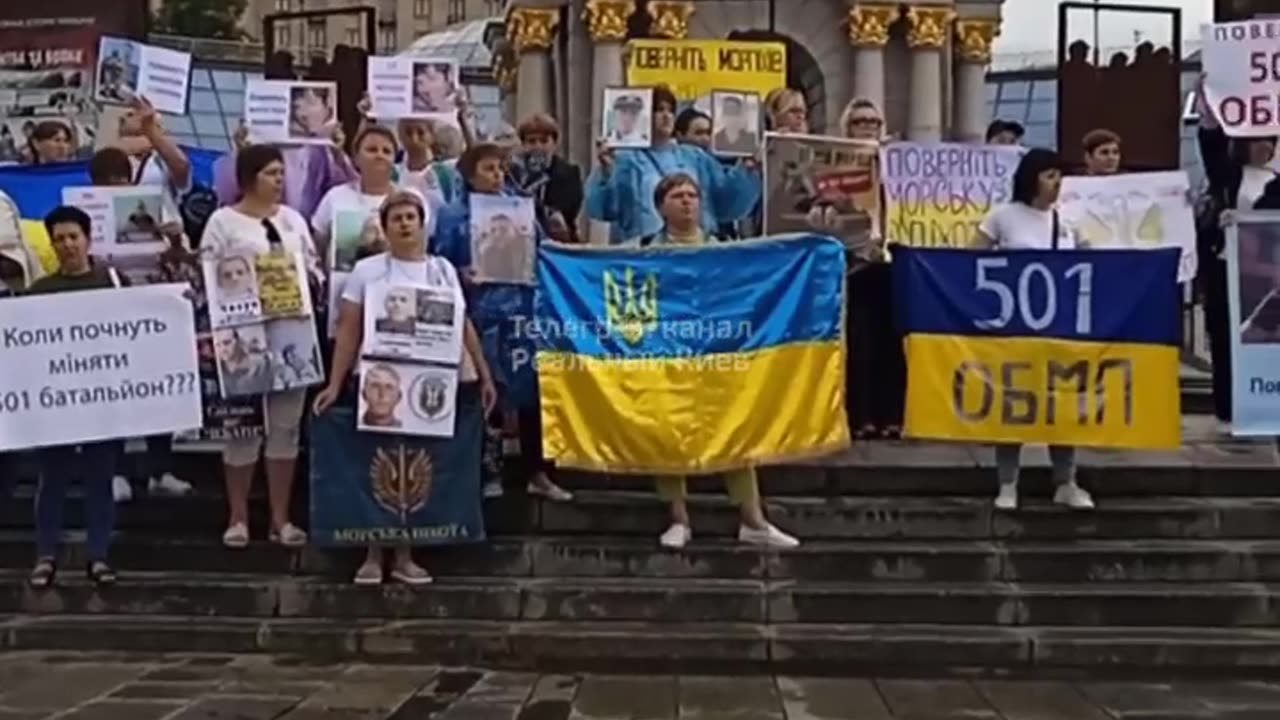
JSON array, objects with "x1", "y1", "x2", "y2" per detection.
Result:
[
  {"x1": 0, "y1": 147, "x2": 223, "y2": 276},
  {"x1": 895, "y1": 246, "x2": 1181, "y2": 449},
  {"x1": 535, "y1": 234, "x2": 851, "y2": 474}
]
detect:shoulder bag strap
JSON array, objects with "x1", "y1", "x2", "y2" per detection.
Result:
[{"x1": 1051, "y1": 210, "x2": 1060, "y2": 251}]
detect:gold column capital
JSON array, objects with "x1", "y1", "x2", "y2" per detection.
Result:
[
  {"x1": 847, "y1": 4, "x2": 900, "y2": 48},
  {"x1": 507, "y1": 7, "x2": 560, "y2": 53},
  {"x1": 954, "y1": 18, "x2": 1000, "y2": 64},
  {"x1": 583, "y1": 0, "x2": 634, "y2": 42},
  {"x1": 647, "y1": 0, "x2": 695, "y2": 40},
  {"x1": 495, "y1": 64, "x2": 518, "y2": 93},
  {"x1": 905, "y1": 5, "x2": 956, "y2": 49}
]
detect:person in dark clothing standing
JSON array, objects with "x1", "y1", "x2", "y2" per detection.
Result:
[
  {"x1": 1194, "y1": 76, "x2": 1278, "y2": 432},
  {"x1": 510, "y1": 114, "x2": 584, "y2": 243},
  {"x1": 24, "y1": 206, "x2": 129, "y2": 588}
]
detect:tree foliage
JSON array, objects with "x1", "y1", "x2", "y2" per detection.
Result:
[{"x1": 152, "y1": 0, "x2": 249, "y2": 40}]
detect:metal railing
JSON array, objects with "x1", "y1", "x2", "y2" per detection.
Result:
[{"x1": 147, "y1": 33, "x2": 266, "y2": 65}]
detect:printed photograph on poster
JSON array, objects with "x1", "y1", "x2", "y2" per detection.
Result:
[
  {"x1": 244, "y1": 80, "x2": 336, "y2": 145},
  {"x1": 213, "y1": 323, "x2": 273, "y2": 398},
  {"x1": 204, "y1": 254, "x2": 261, "y2": 327},
  {"x1": 710, "y1": 91, "x2": 760, "y2": 157},
  {"x1": 1235, "y1": 219, "x2": 1280, "y2": 344},
  {"x1": 175, "y1": 333, "x2": 264, "y2": 443},
  {"x1": 114, "y1": 192, "x2": 164, "y2": 244},
  {"x1": 764, "y1": 133, "x2": 881, "y2": 255},
  {"x1": 468, "y1": 194, "x2": 536, "y2": 285},
  {"x1": 254, "y1": 251, "x2": 307, "y2": 318},
  {"x1": 95, "y1": 36, "x2": 139, "y2": 103},
  {"x1": 411, "y1": 60, "x2": 458, "y2": 115},
  {"x1": 94, "y1": 36, "x2": 192, "y2": 115},
  {"x1": 62, "y1": 184, "x2": 170, "y2": 256},
  {"x1": 330, "y1": 209, "x2": 382, "y2": 274},
  {"x1": 362, "y1": 282, "x2": 464, "y2": 365},
  {"x1": 601, "y1": 87, "x2": 652, "y2": 148},
  {"x1": 265, "y1": 317, "x2": 324, "y2": 391},
  {"x1": 357, "y1": 360, "x2": 458, "y2": 438}
]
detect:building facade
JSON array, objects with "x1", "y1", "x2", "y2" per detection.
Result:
[{"x1": 491, "y1": 0, "x2": 1004, "y2": 172}]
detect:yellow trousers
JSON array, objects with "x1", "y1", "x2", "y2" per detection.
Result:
[{"x1": 654, "y1": 467, "x2": 760, "y2": 506}]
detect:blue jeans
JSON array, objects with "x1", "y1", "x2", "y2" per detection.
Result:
[{"x1": 35, "y1": 442, "x2": 119, "y2": 563}]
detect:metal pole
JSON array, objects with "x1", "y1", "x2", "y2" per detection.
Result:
[{"x1": 1092, "y1": 0, "x2": 1101, "y2": 65}]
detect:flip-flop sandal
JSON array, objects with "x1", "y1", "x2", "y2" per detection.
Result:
[
  {"x1": 353, "y1": 562, "x2": 384, "y2": 586},
  {"x1": 390, "y1": 564, "x2": 433, "y2": 586},
  {"x1": 28, "y1": 558, "x2": 55, "y2": 588},
  {"x1": 87, "y1": 562, "x2": 117, "y2": 586}
]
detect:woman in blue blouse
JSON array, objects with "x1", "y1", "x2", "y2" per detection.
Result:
[
  {"x1": 585, "y1": 85, "x2": 761, "y2": 244},
  {"x1": 433, "y1": 142, "x2": 574, "y2": 504}
]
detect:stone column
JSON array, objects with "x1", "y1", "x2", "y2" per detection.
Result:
[
  {"x1": 646, "y1": 0, "x2": 695, "y2": 39},
  {"x1": 508, "y1": 6, "x2": 560, "y2": 122},
  {"x1": 953, "y1": 19, "x2": 1000, "y2": 142},
  {"x1": 584, "y1": 0, "x2": 634, "y2": 145},
  {"x1": 846, "y1": 4, "x2": 899, "y2": 113},
  {"x1": 904, "y1": 5, "x2": 955, "y2": 142}
]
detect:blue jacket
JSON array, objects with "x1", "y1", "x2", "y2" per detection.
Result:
[
  {"x1": 584, "y1": 142, "x2": 761, "y2": 244},
  {"x1": 434, "y1": 188, "x2": 545, "y2": 411}
]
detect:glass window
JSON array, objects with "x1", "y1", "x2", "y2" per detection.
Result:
[
  {"x1": 995, "y1": 100, "x2": 1028, "y2": 122},
  {"x1": 224, "y1": 116, "x2": 241, "y2": 137},
  {"x1": 998, "y1": 80, "x2": 1030, "y2": 102},
  {"x1": 192, "y1": 113, "x2": 227, "y2": 136},
  {"x1": 1026, "y1": 99, "x2": 1055, "y2": 124},
  {"x1": 985, "y1": 100, "x2": 996, "y2": 122},
  {"x1": 380, "y1": 27, "x2": 397, "y2": 52},
  {"x1": 211, "y1": 70, "x2": 245, "y2": 91},
  {"x1": 275, "y1": 25, "x2": 291, "y2": 47},
  {"x1": 308, "y1": 22, "x2": 326, "y2": 48},
  {"x1": 414, "y1": 0, "x2": 428, "y2": 18},
  {"x1": 171, "y1": 132, "x2": 200, "y2": 148},
  {"x1": 275, "y1": 0, "x2": 291, "y2": 11},
  {"x1": 985, "y1": 81, "x2": 998, "y2": 104},
  {"x1": 1022, "y1": 123, "x2": 1054, "y2": 148},
  {"x1": 448, "y1": 0, "x2": 464, "y2": 23},
  {"x1": 190, "y1": 69, "x2": 214, "y2": 89},
  {"x1": 345, "y1": 27, "x2": 360, "y2": 45},
  {"x1": 166, "y1": 115, "x2": 197, "y2": 135},
  {"x1": 217, "y1": 90, "x2": 244, "y2": 114},
  {"x1": 189, "y1": 89, "x2": 221, "y2": 113},
  {"x1": 1030, "y1": 80, "x2": 1057, "y2": 102}
]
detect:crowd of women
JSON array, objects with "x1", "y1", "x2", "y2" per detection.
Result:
[{"x1": 2, "y1": 73, "x2": 1259, "y2": 588}]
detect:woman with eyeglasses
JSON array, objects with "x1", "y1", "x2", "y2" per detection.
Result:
[{"x1": 200, "y1": 145, "x2": 322, "y2": 549}]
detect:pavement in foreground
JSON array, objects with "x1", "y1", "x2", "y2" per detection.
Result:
[{"x1": 0, "y1": 653, "x2": 1278, "y2": 719}]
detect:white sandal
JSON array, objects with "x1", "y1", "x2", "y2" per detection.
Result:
[
  {"x1": 353, "y1": 562, "x2": 383, "y2": 586},
  {"x1": 222, "y1": 523, "x2": 249, "y2": 549},
  {"x1": 269, "y1": 523, "x2": 307, "y2": 548}
]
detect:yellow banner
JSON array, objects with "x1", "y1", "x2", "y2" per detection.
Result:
[{"x1": 626, "y1": 40, "x2": 787, "y2": 101}]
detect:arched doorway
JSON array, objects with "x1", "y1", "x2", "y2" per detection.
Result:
[{"x1": 727, "y1": 29, "x2": 826, "y2": 134}]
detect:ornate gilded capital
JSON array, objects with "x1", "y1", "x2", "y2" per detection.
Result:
[
  {"x1": 847, "y1": 4, "x2": 899, "y2": 48},
  {"x1": 495, "y1": 64, "x2": 518, "y2": 93},
  {"x1": 647, "y1": 1, "x2": 695, "y2": 40},
  {"x1": 954, "y1": 18, "x2": 1000, "y2": 64},
  {"x1": 905, "y1": 5, "x2": 956, "y2": 49},
  {"x1": 583, "y1": 0, "x2": 634, "y2": 42},
  {"x1": 507, "y1": 7, "x2": 560, "y2": 53}
]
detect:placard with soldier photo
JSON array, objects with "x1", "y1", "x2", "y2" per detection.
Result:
[
  {"x1": 601, "y1": 86, "x2": 653, "y2": 149},
  {"x1": 468, "y1": 194, "x2": 537, "y2": 286},
  {"x1": 710, "y1": 90, "x2": 761, "y2": 157},
  {"x1": 203, "y1": 249, "x2": 313, "y2": 329},
  {"x1": 362, "y1": 281, "x2": 465, "y2": 366},
  {"x1": 763, "y1": 132, "x2": 881, "y2": 257},
  {"x1": 357, "y1": 360, "x2": 458, "y2": 438}
]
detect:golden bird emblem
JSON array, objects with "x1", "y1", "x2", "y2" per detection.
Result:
[
  {"x1": 603, "y1": 267, "x2": 659, "y2": 346},
  {"x1": 369, "y1": 445, "x2": 433, "y2": 523}
]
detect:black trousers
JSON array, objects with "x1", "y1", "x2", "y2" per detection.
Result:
[
  {"x1": 1203, "y1": 257, "x2": 1232, "y2": 422},
  {"x1": 486, "y1": 406, "x2": 551, "y2": 485},
  {"x1": 847, "y1": 263, "x2": 907, "y2": 431}
]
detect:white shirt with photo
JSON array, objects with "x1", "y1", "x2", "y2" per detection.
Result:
[
  {"x1": 310, "y1": 183, "x2": 427, "y2": 246},
  {"x1": 200, "y1": 204, "x2": 321, "y2": 278},
  {"x1": 341, "y1": 252, "x2": 477, "y2": 382},
  {"x1": 978, "y1": 202, "x2": 1077, "y2": 251}
]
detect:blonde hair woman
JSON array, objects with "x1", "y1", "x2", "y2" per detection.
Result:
[
  {"x1": 765, "y1": 88, "x2": 808, "y2": 134},
  {"x1": 839, "y1": 97, "x2": 886, "y2": 142}
]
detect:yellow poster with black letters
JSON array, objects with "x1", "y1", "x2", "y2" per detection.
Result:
[{"x1": 625, "y1": 39, "x2": 786, "y2": 101}]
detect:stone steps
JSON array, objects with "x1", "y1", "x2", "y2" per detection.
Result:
[
  {"x1": 4, "y1": 533, "x2": 1280, "y2": 583},
  {"x1": 3, "y1": 614, "x2": 1280, "y2": 673},
  {"x1": 2, "y1": 570, "x2": 1279, "y2": 628},
  {"x1": 6, "y1": 489, "x2": 1280, "y2": 540}
]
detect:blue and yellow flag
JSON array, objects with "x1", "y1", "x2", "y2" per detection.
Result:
[
  {"x1": 895, "y1": 247, "x2": 1181, "y2": 449},
  {"x1": 535, "y1": 234, "x2": 850, "y2": 474}
]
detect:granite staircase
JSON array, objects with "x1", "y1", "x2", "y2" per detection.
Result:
[{"x1": 2, "y1": 435, "x2": 1280, "y2": 675}]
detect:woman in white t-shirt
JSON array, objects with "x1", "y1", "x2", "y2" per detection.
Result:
[
  {"x1": 313, "y1": 191, "x2": 496, "y2": 586},
  {"x1": 200, "y1": 145, "x2": 321, "y2": 550},
  {"x1": 973, "y1": 148, "x2": 1095, "y2": 513},
  {"x1": 311, "y1": 126, "x2": 422, "y2": 264}
]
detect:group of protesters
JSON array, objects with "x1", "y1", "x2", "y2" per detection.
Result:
[{"x1": 0, "y1": 65, "x2": 1256, "y2": 588}]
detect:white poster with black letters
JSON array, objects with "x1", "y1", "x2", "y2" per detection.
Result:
[
  {"x1": 62, "y1": 185, "x2": 170, "y2": 256},
  {"x1": 244, "y1": 80, "x2": 337, "y2": 145},
  {"x1": 95, "y1": 36, "x2": 192, "y2": 115}
]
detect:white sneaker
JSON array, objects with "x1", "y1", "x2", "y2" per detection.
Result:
[
  {"x1": 148, "y1": 472, "x2": 193, "y2": 497},
  {"x1": 659, "y1": 523, "x2": 692, "y2": 549},
  {"x1": 482, "y1": 480, "x2": 505, "y2": 499},
  {"x1": 1216, "y1": 420, "x2": 1233, "y2": 437},
  {"x1": 112, "y1": 475, "x2": 133, "y2": 503},
  {"x1": 527, "y1": 480, "x2": 574, "y2": 503},
  {"x1": 1053, "y1": 481, "x2": 1095, "y2": 510},
  {"x1": 994, "y1": 484, "x2": 1018, "y2": 511},
  {"x1": 738, "y1": 523, "x2": 800, "y2": 549}
]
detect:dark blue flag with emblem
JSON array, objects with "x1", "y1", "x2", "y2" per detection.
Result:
[{"x1": 309, "y1": 385, "x2": 486, "y2": 547}]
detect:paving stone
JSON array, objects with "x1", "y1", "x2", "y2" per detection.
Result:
[
  {"x1": 0, "y1": 711, "x2": 45, "y2": 720},
  {"x1": 677, "y1": 676, "x2": 782, "y2": 720},
  {"x1": 295, "y1": 665, "x2": 428, "y2": 713},
  {"x1": 517, "y1": 675, "x2": 577, "y2": 720},
  {"x1": 975, "y1": 681, "x2": 1109, "y2": 720},
  {"x1": 775, "y1": 677, "x2": 891, "y2": 720},
  {"x1": 1077, "y1": 682, "x2": 1213, "y2": 717},
  {"x1": 166, "y1": 696, "x2": 303, "y2": 720},
  {"x1": 438, "y1": 671, "x2": 539, "y2": 719},
  {"x1": 109, "y1": 681, "x2": 221, "y2": 700},
  {"x1": 875, "y1": 680, "x2": 1000, "y2": 719},
  {"x1": 58, "y1": 700, "x2": 186, "y2": 720},
  {"x1": 570, "y1": 675, "x2": 675, "y2": 720},
  {"x1": 0, "y1": 665, "x2": 148, "y2": 711},
  {"x1": 1169, "y1": 682, "x2": 1280, "y2": 712}
]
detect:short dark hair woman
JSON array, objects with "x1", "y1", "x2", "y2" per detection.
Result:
[
  {"x1": 973, "y1": 147, "x2": 1095, "y2": 513},
  {"x1": 26, "y1": 120, "x2": 74, "y2": 165},
  {"x1": 200, "y1": 144, "x2": 322, "y2": 550},
  {"x1": 25, "y1": 205, "x2": 130, "y2": 587}
]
